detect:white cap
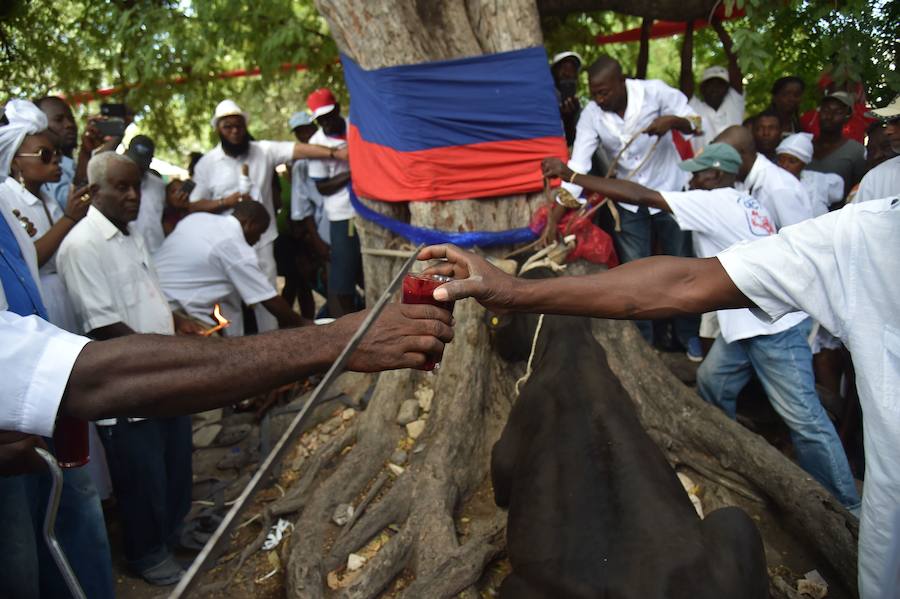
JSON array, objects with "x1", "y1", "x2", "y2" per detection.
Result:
[
  {"x1": 551, "y1": 51, "x2": 583, "y2": 70},
  {"x1": 776, "y1": 132, "x2": 814, "y2": 164},
  {"x1": 700, "y1": 66, "x2": 729, "y2": 84},
  {"x1": 869, "y1": 94, "x2": 900, "y2": 120},
  {"x1": 211, "y1": 99, "x2": 249, "y2": 129}
]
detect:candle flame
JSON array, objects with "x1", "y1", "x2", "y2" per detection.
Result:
[{"x1": 201, "y1": 304, "x2": 231, "y2": 336}]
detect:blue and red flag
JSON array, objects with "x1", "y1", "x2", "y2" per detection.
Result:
[{"x1": 342, "y1": 46, "x2": 568, "y2": 202}]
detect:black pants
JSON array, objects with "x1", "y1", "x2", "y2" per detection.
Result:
[{"x1": 97, "y1": 416, "x2": 192, "y2": 573}]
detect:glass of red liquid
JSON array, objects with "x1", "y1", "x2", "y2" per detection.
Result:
[
  {"x1": 53, "y1": 415, "x2": 90, "y2": 468},
  {"x1": 402, "y1": 273, "x2": 455, "y2": 371}
]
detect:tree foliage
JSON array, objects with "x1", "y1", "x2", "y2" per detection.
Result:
[{"x1": 1, "y1": 0, "x2": 895, "y2": 165}]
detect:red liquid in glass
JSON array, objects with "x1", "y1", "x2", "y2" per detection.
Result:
[
  {"x1": 402, "y1": 273, "x2": 455, "y2": 371},
  {"x1": 53, "y1": 415, "x2": 89, "y2": 468}
]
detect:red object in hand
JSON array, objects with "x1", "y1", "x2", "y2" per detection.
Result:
[
  {"x1": 402, "y1": 273, "x2": 455, "y2": 371},
  {"x1": 53, "y1": 415, "x2": 89, "y2": 468}
]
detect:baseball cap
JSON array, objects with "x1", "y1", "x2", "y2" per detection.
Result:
[
  {"x1": 700, "y1": 66, "x2": 729, "y2": 84},
  {"x1": 869, "y1": 94, "x2": 900, "y2": 121},
  {"x1": 551, "y1": 51, "x2": 583, "y2": 70},
  {"x1": 307, "y1": 88, "x2": 337, "y2": 119},
  {"x1": 125, "y1": 135, "x2": 155, "y2": 171},
  {"x1": 288, "y1": 111, "x2": 314, "y2": 131},
  {"x1": 822, "y1": 91, "x2": 854, "y2": 109},
  {"x1": 678, "y1": 143, "x2": 742, "y2": 174},
  {"x1": 210, "y1": 99, "x2": 248, "y2": 129}
]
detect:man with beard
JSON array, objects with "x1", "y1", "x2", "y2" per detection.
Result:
[
  {"x1": 189, "y1": 100, "x2": 345, "y2": 331},
  {"x1": 550, "y1": 51, "x2": 583, "y2": 147}
]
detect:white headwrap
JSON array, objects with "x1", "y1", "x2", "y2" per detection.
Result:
[
  {"x1": 775, "y1": 132, "x2": 814, "y2": 164},
  {"x1": 0, "y1": 99, "x2": 49, "y2": 183}
]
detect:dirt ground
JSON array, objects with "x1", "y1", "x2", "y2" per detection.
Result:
[{"x1": 110, "y1": 347, "x2": 859, "y2": 599}]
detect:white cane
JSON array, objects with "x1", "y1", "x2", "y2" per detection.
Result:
[{"x1": 34, "y1": 447, "x2": 88, "y2": 599}]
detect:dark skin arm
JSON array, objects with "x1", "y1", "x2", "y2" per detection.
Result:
[
  {"x1": 542, "y1": 157, "x2": 671, "y2": 212},
  {"x1": 261, "y1": 295, "x2": 306, "y2": 328},
  {"x1": 315, "y1": 171, "x2": 351, "y2": 196},
  {"x1": 680, "y1": 20, "x2": 695, "y2": 98},
  {"x1": 88, "y1": 322, "x2": 135, "y2": 340},
  {"x1": 59, "y1": 303, "x2": 452, "y2": 422},
  {"x1": 645, "y1": 115, "x2": 696, "y2": 136},
  {"x1": 418, "y1": 244, "x2": 751, "y2": 320},
  {"x1": 711, "y1": 17, "x2": 743, "y2": 93},
  {"x1": 188, "y1": 191, "x2": 246, "y2": 214}
]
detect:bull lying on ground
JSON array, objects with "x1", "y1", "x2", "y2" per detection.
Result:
[{"x1": 489, "y1": 309, "x2": 768, "y2": 599}]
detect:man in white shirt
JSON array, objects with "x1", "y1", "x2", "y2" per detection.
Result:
[
  {"x1": 154, "y1": 202, "x2": 304, "y2": 336},
  {"x1": 542, "y1": 146, "x2": 859, "y2": 510},
  {"x1": 189, "y1": 100, "x2": 346, "y2": 332},
  {"x1": 125, "y1": 135, "x2": 167, "y2": 253},
  {"x1": 854, "y1": 96, "x2": 900, "y2": 203},
  {"x1": 56, "y1": 151, "x2": 202, "y2": 586},
  {"x1": 716, "y1": 125, "x2": 815, "y2": 229},
  {"x1": 307, "y1": 88, "x2": 362, "y2": 318},
  {"x1": 562, "y1": 56, "x2": 701, "y2": 344},
  {"x1": 418, "y1": 196, "x2": 899, "y2": 599}
]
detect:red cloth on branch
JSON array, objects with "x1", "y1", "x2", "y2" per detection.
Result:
[{"x1": 529, "y1": 197, "x2": 619, "y2": 268}]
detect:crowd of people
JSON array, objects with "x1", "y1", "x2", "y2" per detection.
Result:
[{"x1": 0, "y1": 19, "x2": 898, "y2": 599}]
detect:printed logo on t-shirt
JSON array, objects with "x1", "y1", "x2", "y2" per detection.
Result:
[{"x1": 740, "y1": 196, "x2": 776, "y2": 237}]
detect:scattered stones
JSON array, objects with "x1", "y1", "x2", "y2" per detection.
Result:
[
  {"x1": 319, "y1": 415, "x2": 343, "y2": 435},
  {"x1": 390, "y1": 449, "x2": 408, "y2": 465},
  {"x1": 192, "y1": 424, "x2": 222, "y2": 448},
  {"x1": 415, "y1": 386, "x2": 434, "y2": 412},
  {"x1": 412, "y1": 443, "x2": 426, "y2": 454},
  {"x1": 347, "y1": 553, "x2": 366, "y2": 571},
  {"x1": 406, "y1": 419, "x2": 426, "y2": 439},
  {"x1": 388, "y1": 463, "x2": 405, "y2": 476},
  {"x1": 341, "y1": 408, "x2": 355, "y2": 421},
  {"x1": 396, "y1": 400, "x2": 420, "y2": 425},
  {"x1": 332, "y1": 503, "x2": 355, "y2": 526}
]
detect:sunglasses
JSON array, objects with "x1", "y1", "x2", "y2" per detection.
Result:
[{"x1": 16, "y1": 148, "x2": 61, "y2": 164}]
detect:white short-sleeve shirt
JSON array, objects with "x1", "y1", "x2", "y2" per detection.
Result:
[
  {"x1": 689, "y1": 87, "x2": 745, "y2": 152},
  {"x1": 290, "y1": 159, "x2": 330, "y2": 244},
  {"x1": 133, "y1": 171, "x2": 167, "y2": 254},
  {"x1": 190, "y1": 140, "x2": 295, "y2": 246},
  {"x1": 800, "y1": 169, "x2": 844, "y2": 217},
  {"x1": 717, "y1": 198, "x2": 900, "y2": 599},
  {"x1": 0, "y1": 308, "x2": 89, "y2": 437},
  {"x1": 56, "y1": 206, "x2": 174, "y2": 336},
  {"x1": 854, "y1": 155, "x2": 900, "y2": 203},
  {"x1": 743, "y1": 154, "x2": 815, "y2": 229},
  {"x1": 662, "y1": 187, "x2": 805, "y2": 342},
  {"x1": 564, "y1": 79, "x2": 697, "y2": 213},
  {"x1": 307, "y1": 129, "x2": 353, "y2": 222},
  {"x1": 2, "y1": 178, "x2": 63, "y2": 276},
  {"x1": 154, "y1": 213, "x2": 276, "y2": 336}
]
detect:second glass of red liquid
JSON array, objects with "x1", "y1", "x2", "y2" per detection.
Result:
[
  {"x1": 402, "y1": 273, "x2": 455, "y2": 371},
  {"x1": 53, "y1": 415, "x2": 90, "y2": 468}
]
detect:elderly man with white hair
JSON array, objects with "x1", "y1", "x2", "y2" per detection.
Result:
[
  {"x1": 57, "y1": 150, "x2": 205, "y2": 586},
  {"x1": 189, "y1": 100, "x2": 347, "y2": 332},
  {"x1": 776, "y1": 132, "x2": 845, "y2": 216}
]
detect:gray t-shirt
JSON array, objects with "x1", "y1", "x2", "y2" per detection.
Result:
[{"x1": 807, "y1": 139, "x2": 866, "y2": 196}]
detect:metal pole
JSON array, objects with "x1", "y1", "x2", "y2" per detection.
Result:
[
  {"x1": 34, "y1": 448, "x2": 88, "y2": 599},
  {"x1": 170, "y1": 243, "x2": 424, "y2": 598}
]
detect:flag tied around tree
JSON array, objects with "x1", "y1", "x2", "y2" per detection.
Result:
[{"x1": 342, "y1": 46, "x2": 568, "y2": 202}]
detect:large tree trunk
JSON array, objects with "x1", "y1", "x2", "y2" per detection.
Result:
[{"x1": 270, "y1": 2, "x2": 858, "y2": 598}]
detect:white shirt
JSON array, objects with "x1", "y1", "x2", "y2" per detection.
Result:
[
  {"x1": 564, "y1": 79, "x2": 697, "y2": 213},
  {"x1": 717, "y1": 198, "x2": 900, "y2": 599},
  {"x1": 0, "y1": 182, "x2": 43, "y2": 288},
  {"x1": 134, "y1": 172, "x2": 167, "y2": 254},
  {"x1": 800, "y1": 169, "x2": 844, "y2": 217},
  {"x1": 662, "y1": 187, "x2": 805, "y2": 342},
  {"x1": 308, "y1": 129, "x2": 353, "y2": 222},
  {"x1": 154, "y1": 213, "x2": 276, "y2": 337},
  {"x1": 57, "y1": 206, "x2": 174, "y2": 336},
  {"x1": 190, "y1": 141, "x2": 295, "y2": 246},
  {"x1": 855, "y1": 155, "x2": 900, "y2": 203},
  {"x1": 743, "y1": 154, "x2": 815, "y2": 229},
  {"x1": 689, "y1": 87, "x2": 745, "y2": 152},
  {"x1": 0, "y1": 309, "x2": 89, "y2": 437},
  {"x1": 291, "y1": 159, "x2": 330, "y2": 244}
]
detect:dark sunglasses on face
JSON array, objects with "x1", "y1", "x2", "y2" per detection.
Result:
[{"x1": 16, "y1": 147, "x2": 61, "y2": 164}]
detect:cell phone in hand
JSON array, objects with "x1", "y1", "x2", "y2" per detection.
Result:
[
  {"x1": 100, "y1": 103, "x2": 127, "y2": 119},
  {"x1": 558, "y1": 80, "x2": 578, "y2": 102},
  {"x1": 179, "y1": 179, "x2": 196, "y2": 196},
  {"x1": 95, "y1": 118, "x2": 126, "y2": 138}
]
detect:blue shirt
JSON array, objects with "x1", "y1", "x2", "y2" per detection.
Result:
[
  {"x1": 0, "y1": 214, "x2": 47, "y2": 318},
  {"x1": 42, "y1": 154, "x2": 75, "y2": 212}
]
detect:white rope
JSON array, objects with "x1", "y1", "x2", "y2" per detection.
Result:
[{"x1": 514, "y1": 313, "x2": 545, "y2": 398}]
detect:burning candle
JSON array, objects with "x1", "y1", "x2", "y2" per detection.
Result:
[
  {"x1": 402, "y1": 273, "x2": 455, "y2": 371},
  {"x1": 201, "y1": 304, "x2": 231, "y2": 337}
]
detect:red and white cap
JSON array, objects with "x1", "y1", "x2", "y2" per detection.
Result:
[{"x1": 307, "y1": 88, "x2": 337, "y2": 119}]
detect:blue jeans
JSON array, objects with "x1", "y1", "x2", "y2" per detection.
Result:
[
  {"x1": 97, "y1": 416, "x2": 192, "y2": 573},
  {"x1": 614, "y1": 206, "x2": 697, "y2": 344},
  {"x1": 697, "y1": 320, "x2": 860, "y2": 509},
  {"x1": 0, "y1": 461, "x2": 114, "y2": 599}
]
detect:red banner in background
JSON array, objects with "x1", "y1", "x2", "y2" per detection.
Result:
[{"x1": 595, "y1": 6, "x2": 745, "y2": 45}]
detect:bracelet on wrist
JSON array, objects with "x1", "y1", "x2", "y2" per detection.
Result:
[{"x1": 568, "y1": 171, "x2": 579, "y2": 184}]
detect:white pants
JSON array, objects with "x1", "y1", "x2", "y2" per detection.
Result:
[{"x1": 253, "y1": 241, "x2": 278, "y2": 333}]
